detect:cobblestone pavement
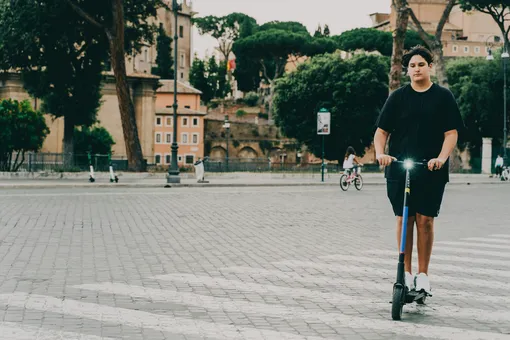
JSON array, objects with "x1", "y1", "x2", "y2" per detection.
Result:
[{"x1": 0, "y1": 184, "x2": 508, "y2": 339}]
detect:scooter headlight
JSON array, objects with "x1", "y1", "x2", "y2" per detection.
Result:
[{"x1": 404, "y1": 160, "x2": 414, "y2": 169}]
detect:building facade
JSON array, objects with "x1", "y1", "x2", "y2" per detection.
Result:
[
  {"x1": 124, "y1": 0, "x2": 194, "y2": 82},
  {"x1": 371, "y1": 0, "x2": 506, "y2": 58},
  {"x1": 154, "y1": 80, "x2": 205, "y2": 167}
]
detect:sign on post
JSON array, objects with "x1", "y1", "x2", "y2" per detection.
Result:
[{"x1": 317, "y1": 109, "x2": 330, "y2": 135}]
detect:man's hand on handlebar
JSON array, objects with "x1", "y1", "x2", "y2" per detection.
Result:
[{"x1": 376, "y1": 154, "x2": 397, "y2": 166}]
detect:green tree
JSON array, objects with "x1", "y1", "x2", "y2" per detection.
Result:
[
  {"x1": 0, "y1": 99, "x2": 49, "y2": 172},
  {"x1": 323, "y1": 24, "x2": 331, "y2": 37},
  {"x1": 273, "y1": 53, "x2": 389, "y2": 160},
  {"x1": 189, "y1": 57, "x2": 211, "y2": 103},
  {"x1": 217, "y1": 60, "x2": 231, "y2": 98},
  {"x1": 64, "y1": 0, "x2": 167, "y2": 171},
  {"x1": 193, "y1": 13, "x2": 257, "y2": 61},
  {"x1": 314, "y1": 24, "x2": 323, "y2": 38},
  {"x1": 239, "y1": 16, "x2": 257, "y2": 39},
  {"x1": 0, "y1": 0, "x2": 107, "y2": 164},
  {"x1": 446, "y1": 55, "x2": 509, "y2": 158},
  {"x1": 152, "y1": 24, "x2": 174, "y2": 79},
  {"x1": 334, "y1": 28, "x2": 426, "y2": 57},
  {"x1": 233, "y1": 29, "x2": 309, "y2": 117},
  {"x1": 258, "y1": 21, "x2": 310, "y2": 35},
  {"x1": 207, "y1": 56, "x2": 220, "y2": 98},
  {"x1": 74, "y1": 126, "x2": 116, "y2": 155},
  {"x1": 459, "y1": 1, "x2": 510, "y2": 48}
]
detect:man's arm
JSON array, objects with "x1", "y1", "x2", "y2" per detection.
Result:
[
  {"x1": 374, "y1": 128, "x2": 395, "y2": 166},
  {"x1": 428, "y1": 129, "x2": 458, "y2": 170}
]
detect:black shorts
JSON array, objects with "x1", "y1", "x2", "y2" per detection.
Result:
[{"x1": 386, "y1": 179, "x2": 447, "y2": 218}]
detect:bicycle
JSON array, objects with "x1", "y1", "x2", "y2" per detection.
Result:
[{"x1": 339, "y1": 165, "x2": 363, "y2": 191}]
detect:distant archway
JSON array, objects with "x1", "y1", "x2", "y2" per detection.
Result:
[
  {"x1": 210, "y1": 146, "x2": 226, "y2": 160},
  {"x1": 237, "y1": 146, "x2": 258, "y2": 160}
]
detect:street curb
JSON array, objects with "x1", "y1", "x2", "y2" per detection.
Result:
[{"x1": 0, "y1": 181, "x2": 502, "y2": 189}]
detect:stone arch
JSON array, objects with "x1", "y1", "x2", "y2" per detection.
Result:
[
  {"x1": 210, "y1": 146, "x2": 226, "y2": 159},
  {"x1": 268, "y1": 147, "x2": 282, "y2": 162},
  {"x1": 237, "y1": 146, "x2": 259, "y2": 160}
]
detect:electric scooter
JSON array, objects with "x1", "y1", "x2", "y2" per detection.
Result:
[
  {"x1": 88, "y1": 152, "x2": 95, "y2": 183},
  {"x1": 391, "y1": 159, "x2": 432, "y2": 321},
  {"x1": 108, "y1": 153, "x2": 119, "y2": 183}
]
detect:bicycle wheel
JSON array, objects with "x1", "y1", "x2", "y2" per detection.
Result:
[
  {"x1": 339, "y1": 174, "x2": 349, "y2": 191},
  {"x1": 354, "y1": 175, "x2": 363, "y2": 190}
]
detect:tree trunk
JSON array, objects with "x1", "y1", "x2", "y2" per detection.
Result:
[
  {"x1": 108, "y1": 0, "x2": 145, "y2": 171},
  {"x1": 63, "y1": 117, "x2": 75, "y2": 168},
  {"x1": 432, "y1": 45, "x2": 448, "y2": 88},
  {"x1": 389, "y1": 0, "x2": 409, "y2": 92},
  {"x1": 268, "y1": 81, "x2": 275, "y2": 123}
]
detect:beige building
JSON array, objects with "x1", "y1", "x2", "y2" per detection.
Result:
[
  {"x1": 371, "y1": 0, "x2": 506, "y2": 58},
  {"x1": 154, "y1": 80, "x2": 206, "y2": 167},
  {"x1": 124, "y1": 0, "x2": 194, "y2": 82},
  {"x1": 0, "y1": 72, "x2": 160, "y2": 158},
  {"x1": 0, "y1": 0, "x2": 196, "y2": 160}
]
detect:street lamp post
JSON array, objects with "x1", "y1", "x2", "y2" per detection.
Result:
[
  {"x1": 167, "y1": 0, "x2": 183, "y2": 183},
  {"x1": 487, "y1": 37, "x2": 509, "y2": 162},
  {"x1": 223, "y1": 115, "x2": 230, "y2": 172}
]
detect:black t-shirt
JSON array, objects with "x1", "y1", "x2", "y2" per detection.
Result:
[{"x1": 376, "y1": 83, "x2": 464, "y2": 183}]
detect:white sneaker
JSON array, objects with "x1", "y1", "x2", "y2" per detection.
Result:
[
  {"x1": 415, "y1": 273, "x2": 431, "y2": 293},
  {"x1": 405, "y1": 272, "x2": 414, "y2": 291}
]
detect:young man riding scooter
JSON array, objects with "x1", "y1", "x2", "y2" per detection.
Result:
[{"x1": 373, "y1": 46, "x2": 464, "y2": 295}]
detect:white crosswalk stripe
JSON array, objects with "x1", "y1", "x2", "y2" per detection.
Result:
[
  {"x1": 436, "y1": 241, "x2": 510, "y2": 250},
  {"x1": 0, "y1": 293, "x2": 325, "y2": 340},
  {"x1": 490, "y1": 234, "x2": 510, "y2": 238},
  {"x1": 317, "y1": 254, "x2": 510, "y2": 278},
  {"x1": 76, "y1": 281, "x2": 510, "y2": 340},
  {"x1": 274, "y1": 260, "x2": 510, "y2": 290},
  {"x1": 220, "y1": 266, "x2": 510, "y2": 305},
  {"x1": 432, "y1": 246, "x2": 510, "y2": 258},
  {"x1": 462, "y1": 237, "x2": 510, "y2": 244},
  {"x1": 363, "y1": 249, "x2": 510, "y2": 267},
  {"x1": 0, "y1": 322, "x2": 116, "y2": 340}
]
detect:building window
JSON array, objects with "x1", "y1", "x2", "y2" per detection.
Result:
[
  {"x1": 181, "y1": 133, "x2": 188, "y2": 144},
  {"x1": 166, "y1": 133, "x2": 172, "y2": 144},
  {"x1": 165, "y1": 154, "x2": 171, "y2": 164},
  {"x1": 155, "y1": 132, "x2": 162, "y2": 144},
  {"x1": 185, "y1": 155, "x2": 194, "y2": 164},
  {"x1": 155, "y1": 154, "x2": 161, "y2": 164},
  {"x1": 185, "y1": 105, "x2": 191, "y2": 109},
  {"x1": 452, "y1": 45, "x2": 458, "y2": 53},
  {"x1": 475, "y1": 46, "x2": 480, "y2": 54},
  {"x1": 178, "y1": 155, "x2": 183, "y2": 162},
  {"x1": 464, "y1": 46, "x2": 469, "y2": 53},
  {"x1": 192, "y1": 117, "x2": 199, "y2": 126},
  {"x1": 180, "y1": 72, "x2": 184, "y2": 79},
  {"x1": 180, "y1": 54, "x2": 185, "y2": 68},
  {"x1": 144, "y1": 49, "x2": 148, "y2": 61},
  {"x1": 156, "y1": 116, "x2": 162, "y2": 126},
  {"x1": 192, "y1": 133, "x2": 199, "y2": 144},
  {"x1": 179, "y1": 25, "x2": 184, "y2": 38},
  {"x1": 182, "y1": 117, "x2": 188, "y2": 126},
  {"x1": 165, "y1": 116, "x2": 172, "y2": 126}
]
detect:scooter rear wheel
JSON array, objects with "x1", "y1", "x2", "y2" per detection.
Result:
[{"x1": 391, "y1": 286, "x2": 404, "y2": 320}]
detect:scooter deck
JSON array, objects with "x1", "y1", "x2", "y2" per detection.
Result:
[{"x1": 406, "y1": 289, "x2": 431, "y2": 303}]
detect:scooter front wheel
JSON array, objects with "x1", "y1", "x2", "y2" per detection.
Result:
[{"x1": 391, "y1": 286, "x2": 404, "y2": 320}]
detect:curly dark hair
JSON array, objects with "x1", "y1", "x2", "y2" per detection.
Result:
[{"x1": 402, "y1": 45, "x2": 434, "y2": 67}]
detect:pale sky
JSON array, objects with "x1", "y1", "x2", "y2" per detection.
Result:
[{"x1": 190, "y1": 0, "x2": 392, "y2": 58}]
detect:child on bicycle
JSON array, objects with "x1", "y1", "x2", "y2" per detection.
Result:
[{"x1": 343, "y1": 146, "x2": 362, "y2": 177}]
